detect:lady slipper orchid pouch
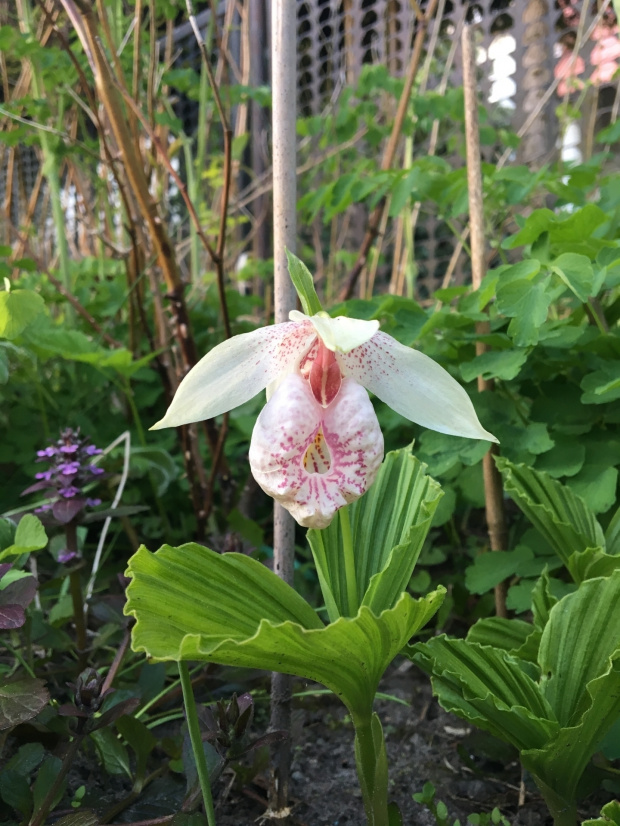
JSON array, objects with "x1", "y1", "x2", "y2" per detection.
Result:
[{"x1": 152, "y1": 311, "x2": 497, "y2": 528}]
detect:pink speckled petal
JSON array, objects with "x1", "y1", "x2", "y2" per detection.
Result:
[
  {"x1": 249, "y1": 374, "x2": 384, "y2": 528},
  {"x1": 338, "y1": 332, "x2": 497, "y2": 442},
  {"x1": 152, "y1": 321, "x2": 316, "y2": 428}
]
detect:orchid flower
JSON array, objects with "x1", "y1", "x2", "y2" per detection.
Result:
[{"x1": 152, "y1": 311, "x2": 496, "y2": 528}]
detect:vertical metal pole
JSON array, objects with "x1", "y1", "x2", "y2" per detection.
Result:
[{"x1": 270, "y1": 0, "x2": 297, "y2": 815}]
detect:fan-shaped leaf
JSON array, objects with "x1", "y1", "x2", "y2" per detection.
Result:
[
  {"x1": 307, "y1": 448, "x2": 442, "y2": 620},
  {"x1": 125, "y1": 542, "x2": 444, "y2": 717}
]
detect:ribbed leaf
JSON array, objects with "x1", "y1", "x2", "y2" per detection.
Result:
[
  {"x1": 467, "y1": 617, "x2": 533, "y2": 652},
  {"x1": 411, "y1": 637, "x2": 558, "y2": 752},
  {"x1": 523, "y1": 655, "x2": 620, "y2": 805},
  {"x1": 125, "y1": 543, "x2": 444, "y2": 718},
  {"x1": 531, "y1": 571, "x2": 557, "y2": 630},
  {"x1": 307, "y1": 448, "x2": 442, "y2": 620},
  {"x1": 538, "y1": 570, "x2": 620, "y2": 727},
  {"x1": 495, "y1": 457, "x2": 605, "y2": 571},
  {"x1": 567, "y1": 547, "x2": 620, "y2": 582},
  {"x1": 605, "y1": 504, "x2": 620, "y2": 555}
]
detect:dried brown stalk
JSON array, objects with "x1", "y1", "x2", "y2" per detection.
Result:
[
  {"x1": 339, "y1": 0, "x2": 440, "y2": 301},
  {"x1": 462, "y1": 24, "x2": 508, "y2": 618}
]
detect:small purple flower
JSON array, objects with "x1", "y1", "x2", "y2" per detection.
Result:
[
  {"x1": 58, "y1": 549, "x2": 78, "y2": 564},
  {"x1": 59, "y1": 486, "x2": 81, "y2": 498},
  {"x1": 88, "y1": 465, "x2": 104, "y2": 476},
  {"x1": 59, "y1": 462, "x2": 80, "y2": 475},
  {"x1": 34, "y1": 504, "x2": 52, "y2": 513},
  {"x1": 35, "y1": 470, "x2": 53, "y2": 481},
  {"x1": 84, "y1": 445, "x2": 103, "y2": 456},
  {"x1": 60, "y1": 444, "x2": 79, "y2": 454},
  {"x1": 86, "y1": 498, "x2": 102, "y2": 507},
  {"x1": 37, "y1": 446, "x2": 58, "y2": 458}
]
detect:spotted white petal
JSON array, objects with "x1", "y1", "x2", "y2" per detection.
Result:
[
  {"x1": 337, "y1": 332, "x2": 498, "y2": 443},
  {"x1": 249, "y1": 373, "x2": 384, "y2": 528},
  {"x1": 289, "y1": 310, "x2": 379, "y2": 354},
  {"x1": 151, "y1": 321, "x2": 316, "y2": 429}
]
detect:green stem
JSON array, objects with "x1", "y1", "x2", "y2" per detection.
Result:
[
  {"x1": 534, "y1": 776, "x2": 578, "y2": 826},
  {"x1": 340, "y1": 506, "x2": 358, "y2": 617},
  {"x1": 66, "y1": 521, "x2": 87, "y2": 666},
  {"x1": 28, "y1": 731, "x2": 84, "y2": 826},
  {"x1": 178, "y1": 661, "x2": 216, "y2": 826},
  {"x1": 352, "y1": 710, "x2": 390, "y2": 826}
]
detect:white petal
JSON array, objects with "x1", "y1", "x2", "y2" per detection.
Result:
[
  {"x1": 249, "y1": 374, "x2": 384, "y2": 528},
  {"x1": 338, "y1": 332, "x2": 498, "y2": 443},
  {"x1": 289, "y1": 310, "x2": 379, "y2": 354},
  {"x1": 151, "y1": 321, "x2": 315, "y2": 428}
]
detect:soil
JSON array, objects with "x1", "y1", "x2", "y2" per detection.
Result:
[
  {"x1": 22, "y1": 659, "x2": 612, "y2": 826},
  {"x1": 212, "y1": 659, "x2": 610, "y2": 826}
]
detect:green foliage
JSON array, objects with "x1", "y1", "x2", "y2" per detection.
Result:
[
  {"x1": 412, "y1": 571, "x2": 620, "y2": 822},
  {"x1": 125, "y1": 540, "x2": 443, "y2": 721}
]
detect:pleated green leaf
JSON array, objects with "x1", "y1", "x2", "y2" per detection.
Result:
[
  {"x1": 495, "y1": 457, "x2": 605, "y2": 572},
  {"x1": 538, "y1": 570, "x2": 620, "y2": 727},
  {"x1": 467, "y1": 616, "x2": 535, "y2": 653},
  {"x1": 567, "y1": 547, "x2": 620, "y2": 582},
  {"x1": 307, "y1": 448, "x2": 442, "y2": 620},
  {"x1": 125, "y1": 542, "x2": 444, "y2": 718},
  {"x1": 414, "y1": 571, "x2": 620, "y2": 813},
  {"x1": 411, "y1": 637, "x2": 558, "y2": 752},
  {"x1": 523, "y1": 656, "x2": 620, "y2": 804}
]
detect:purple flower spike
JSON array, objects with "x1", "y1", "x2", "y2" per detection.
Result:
[
  {"x1": 26, "y1": 429, "x2": 106, "y2": 524},
  {"x1": 59, "y1": 486, "x2": 80, "y2": 498},
  {"x1": 58, "y1": 549, "x2": 78, "y2": 564}
]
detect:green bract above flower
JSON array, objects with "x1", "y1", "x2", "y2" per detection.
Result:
[{"x1": 152, "y1": 311, "x2": 497, "y2": 528}]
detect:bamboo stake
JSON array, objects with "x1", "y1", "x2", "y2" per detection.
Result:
[
  {"x1": 462, "y1": 24, "x2": 508, "y2": 618},
  {"x1": 269, "y1": 0, "x2": 297, "y2": 819}
]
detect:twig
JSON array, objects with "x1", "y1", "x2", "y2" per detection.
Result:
[
  {"x1": 43, "y1": 267, "x2": 123, "y2": 348},
  {"x1": 86, "y1": 431, "x2": 131, "y2": 603},
  {"x1": 339, "y1": 0, "x2": 440, "y2": 301},
  {"x1": 184, "y1": 0, "x2": 232, "y2": 339},
  {"x1": 100, "y1": 625, "x2": 132, "y2": 696},
  {"x1": 462, "y1": 24, "x2": 508, "y2": 618}
]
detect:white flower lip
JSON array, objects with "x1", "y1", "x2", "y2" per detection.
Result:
[{"x1": 249, "y1": 374, "x2": 384, "y2": 528}]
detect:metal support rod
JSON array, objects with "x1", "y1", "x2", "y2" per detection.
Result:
[{"x1": 269, "y1": 0, "x2": 297, "y2": 816}]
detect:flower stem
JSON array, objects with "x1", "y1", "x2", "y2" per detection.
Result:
[
  {"x1": 178, "y1": 661, "x2": 216, "y2": 826},
  {"x1": 340, "y1": 506, "x2": 358, "y2": 617},
  {"x1": 352, "y1": 710, "x2": 390, "y2": 826},
  {"x1": 66, "y1": 521, "x2": 87, "y2": 666}
]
